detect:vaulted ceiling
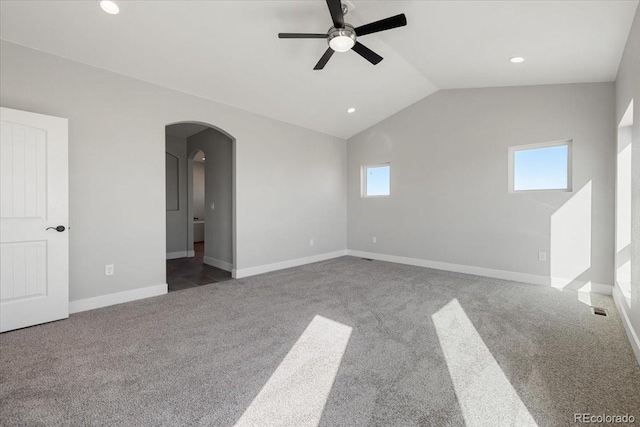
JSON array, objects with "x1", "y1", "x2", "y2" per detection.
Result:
[{"x1": 1, "y1": 1, "x2": 637, "y2": 138}]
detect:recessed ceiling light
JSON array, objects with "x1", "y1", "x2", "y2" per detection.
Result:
[
  {"x1": 510, "y1": 57, "x2": 524, "y2": 63},
  {"x1": 100, "y1": 1, "x2": 119, "y2": 15},
  {"x1": 202, "y1": 157, "x2": 205, "y2": 160},
  {"x1": 347, "y1": 107, "x2": 356, "y2": 114}
]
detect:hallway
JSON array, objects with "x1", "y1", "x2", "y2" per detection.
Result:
[{"x1": 166, "y1": 243, "x2": 232, "y2": 292}]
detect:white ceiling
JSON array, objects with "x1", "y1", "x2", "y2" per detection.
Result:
[{"x1": 1, "y1": 1, "x2": 637, "y2": 139}]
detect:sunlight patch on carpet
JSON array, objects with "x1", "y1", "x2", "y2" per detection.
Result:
[
  {"x1": 235, "y1": 315, "x2": 352, "y2": 427},
  {"x1": 432, "y1": 299, "x2": 538, "y2": 427}
]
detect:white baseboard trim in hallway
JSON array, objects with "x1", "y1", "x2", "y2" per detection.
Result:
[
  {"x1": 233, "y1": 250, "x2": 348, "y2": 279},
  {"x1": 613, "y1": 284, "x2": 640, "y2": 367},
  {"x1": 167, "y1": 251, "x2": 186, "y2": 260},
  {"x1": 203, "y1": 256, "x2": 233, "y2": 272},
  {"x1": 69, "y1": 284, "x2": 168, "y2": 314},
  {"x1": 167, "y1": 250, "x2": 196, "y2": 259},
  {"x1": 346, "y1": 250, "x2": 613, "y2": 295}
]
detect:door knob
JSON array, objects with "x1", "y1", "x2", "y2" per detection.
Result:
[{"x1": 46, "y1": 226, "x2": 66, "y2": 232}]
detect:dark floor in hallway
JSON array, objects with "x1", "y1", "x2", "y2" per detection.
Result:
[{"x1": 166, "y1": 242, "x2": 232, "y2": 292}]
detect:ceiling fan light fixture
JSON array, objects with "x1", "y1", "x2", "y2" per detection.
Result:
[
  {"x1": 100, "y1": 0, "x2": 119, "y2": 14},
  {"x1": 330, "y1": 35, "x2": 355, "y2": 52},
  {"x1": 328, "y1": 25, "x2": 357, "y2": 52}
]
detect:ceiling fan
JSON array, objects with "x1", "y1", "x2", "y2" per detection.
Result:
[{"x1": 278, "y1": 0, "x2": 407, "y2": 70}]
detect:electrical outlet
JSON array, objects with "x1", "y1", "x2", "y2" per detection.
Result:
[
  {"x1": 310, "y1": 239, "x2": 314, "y2": 246},
  {"x1": 373, "y1": 237, "x2": 377, "y2": 244},
  {"x1": 538, "y1": 252, "x2": 547, "y2": 262},
  {"x1": 105, "y1": 264, "x2": 115, "y2": 276}
]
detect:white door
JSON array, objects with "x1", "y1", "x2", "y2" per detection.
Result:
[{"x1": 0, "y1": 107, "x2": 69, "y2": 332}]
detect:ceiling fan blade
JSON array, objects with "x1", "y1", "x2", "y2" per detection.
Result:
[
  {"x1": 278, "y1": 33, "x2": 328, "y2": 39},
  {"x1": 325, "y1": 0, "x2": 345, "y2": 28},
  {"x1": 354, "y1": 13, "x2": 407, "y2": 37},
  {"x1": 314, "y1": 48, "x2": 335, "y2": 70},
  {"x1": 352, "y1": 42, "x2": 383, "y2": 65}
]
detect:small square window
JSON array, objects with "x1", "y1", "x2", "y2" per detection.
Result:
[
  {"x1": 362, "y1": 164, "x2": 390, "y2": 197},
  {"x1": 509, "y1": 141, "x2": 572, "y2": 192}
]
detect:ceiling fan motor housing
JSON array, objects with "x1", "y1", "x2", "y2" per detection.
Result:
[{"x1": 328, "y1": 24, "x2": 356, "y2": 52}]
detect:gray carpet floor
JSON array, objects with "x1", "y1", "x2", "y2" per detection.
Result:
[{"x1": 1, "y1": 256, "x2": 639, "y2": 426}]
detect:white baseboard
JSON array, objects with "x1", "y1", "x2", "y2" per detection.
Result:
[
  {"x1": 613, "y1": 284, "x2": 640, "y2": 367},
  {"x1": 167, "y1": 250, "x2": 195, "y2": 259},
  {"x1": 69, "y1": 283, "x2": 168, "y2": 314},
  {"x1": 203, "y1": 256, "x2": 233, "y2": 272},
  {"x1": 167, "y1": 251, "x2": 187, "y2": 260},
  {"x1": 346, "y1": 250, "x2": 612, "y2": 295},
  {"x1": 233, "y1": 250, "x2": 348, "y2": 279},
  {"x1": 549, "y1": 278, "x2": 613, "y2": 295}
]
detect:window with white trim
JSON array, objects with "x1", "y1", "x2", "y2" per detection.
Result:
[
  {"x1": 508, "y1": 140, "x2": 572, "y2": 192},
  {"x1": 362, "y1": 164, "x2": 390, "y2": 197}
]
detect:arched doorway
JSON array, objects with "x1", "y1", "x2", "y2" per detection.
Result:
[{"x1": 165, "y1": 121, "x2": 236, "y2": 291}]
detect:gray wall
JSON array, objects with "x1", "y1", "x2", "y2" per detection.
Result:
[
  {"x1": 0, "y1": 41, "x2": 347, "y2": 301},
  {"x1": 615, "y1": 5, "x2": 640, "y2": 352},
  {"x1": 188, "y1": 129, "x2": 233, "y2": 266},
  {"x1": 193, "y1": 160, "x2": 205, "y2": 220},
  {"x1": 166, "y1": 153, "x2": 179, "y2": 211},
  {"x1": 348, "y1": 83, "x2": 615, "y2": 287},
  {"x1": 165, "y1": 134, "x2": 188, "y2": 254}
]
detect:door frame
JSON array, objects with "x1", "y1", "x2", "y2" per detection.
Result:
[
  {"x1": 187, "y1": 148, "x2": 205, "y2": 257},
  {"x1": 165, "y1": 121, "x2": 237, "y2": 277}
]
